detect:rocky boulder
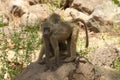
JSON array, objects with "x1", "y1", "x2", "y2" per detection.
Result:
[
  {"x1": 14, "y1": 57, "x2": 98, "y2": 80},
  {"x1": 87, "y1": 45, "x2": 119, "y2": 67},
  {"x1": 71, "y1": 0, "x2": 109, "y2": 14},
  {"x1": 20, "y1": 4, "x2": 52, "y2": 27},
  {"x1": 64, "y1": 8, "x2": 89, "y2": 21},
  {"x1": 88, "y1": 1, "x2": 120, "y2": 32},
  {"x1": 14, "y1": 55, "x2": 120, "y2": 80}
]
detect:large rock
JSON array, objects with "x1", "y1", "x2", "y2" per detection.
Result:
[
  {"x1": 71, "y1": 0, "x2": 109, "y2": 14},
  {"x1": 64, "y1": 8, "x2": 89, "y2": 21},
  {"x1": 14, "y1": 57, "x2": 97, "y2": 80},
  {"x1": 71, "y1": 57, "x2": 96, "y2": 80},
  {"x1": 90, "y1": 1, "x2": 120, "y2": 22},
  {"x1": 95, "y1": 66, "x2": 120, "y2": 80},
  {"x1": 87, "y1": 1, "x2": 120, "y2": 32},
  {"x1": 19, "y1": 4, "x2": 52, "y2": 27},
  {"x1": 69, "y1": 0, "x2": 120, "y2": 32},
  {"x1": 87, "y1": 45, "x2": 119, "y2": 67},
  {"x1": 0, "y1": 0, "x2": 30, "y2": 26},
  {"x1": 0, "y1": 0, "x2": 51, "y2": 27},
  {"x1": 13, "y1": 56, "x2": 120, "y2": 80}
]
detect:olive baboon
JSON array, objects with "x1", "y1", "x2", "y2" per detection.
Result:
[
  {"x1": 38, "y1": 13, "x2": 68, "y2": 64},
  {"x1": 40, "y1": 19, "x2": 72, "y2": 66},
  {"x1": 38, "y1": 13, "x2": 89, "y2": 67}
]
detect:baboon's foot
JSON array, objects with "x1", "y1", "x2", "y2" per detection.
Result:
[
  {"x1": 44, "y1": 65, "x2": 50, "y2": 71},
  {"x1": 44, "y1": 64, "x2": 58, "y2": 71},
  {"x1": 50, "y1": 65, "x2": 58, "y2": 71},
  {"x1": 64, "y1": 56, "x2": 76, "y2": 62},
  {"x1": 37, "y1": 58, "x2": 46, "y2": 65}
]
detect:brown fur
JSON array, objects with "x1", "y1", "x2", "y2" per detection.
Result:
[{"x1": 38, "y1": 13, "x2": 89, "y2": 68}]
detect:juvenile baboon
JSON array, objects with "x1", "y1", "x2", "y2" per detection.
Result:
[{"x1": 39, "y1": 13, "x2": 89, "y2": 67}]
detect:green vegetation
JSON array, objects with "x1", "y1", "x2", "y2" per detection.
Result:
[
  {"x1": 0, "y1": 24, "x2": 42, "y2": 80},
  {"x1": 112, "y1": 0, "x2": 120, "y2": 6},
  {"x1": 117, "y1": 78, "x2": 120, "y2": 80},
  {"x1": 0, "y1": 1, "x2": 63, "y2": 79},
  {"x1": 0, "y1": 16, "x2": 8, "y2": 27},
  {"x1": 114, "y1": 59, "x2": 120, "y2": 71}
]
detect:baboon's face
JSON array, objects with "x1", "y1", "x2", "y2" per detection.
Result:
[
  {"x1": 41, "y1": 22, "x2": 53, "y2": 37},
  {"x1": 43, "y1": 27, "x2": 50, "y2": 36}
]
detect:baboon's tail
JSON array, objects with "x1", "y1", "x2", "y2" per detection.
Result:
[
  {"x1": 77, "y1": 19, "x2": 89, "y2": 48},
  {"x1": 70, "y1": 13, "x2": 89, "y2": 48}
]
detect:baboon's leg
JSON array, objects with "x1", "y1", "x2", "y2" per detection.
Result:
[
  {"x1": 65, "y1": 26, "x2": 79, "y2": 62},
  {"x1": 43, "y1": 37, "x2": 51, "y2": 66},
  {"x1": 59, "y1": 42, "x2": 68, "y2": 60},
  {"x1": 70, "y1": 26, "x2": 79, "y2": 57},
  {"x1": 38, "y1": 41, "x2": 67, "y2": 64},
  {"x1": 37, "y1": 46, "x2": 45, "y2": 63},
  {"x1": 38, "y1": 42, "x2": 53, "y2": 63},
  {"x1": 59, "y1": 42, "x2": 67, "y2": 52},
  {"x1": 50, "y1": 36, "x2": 59, "y2": 66},
  {"x1": 67, "y1": 38, "x2": 71, "y2": 56},
  {"x1": 59, "y1": 42, "x2": 68, "y2": 57}
]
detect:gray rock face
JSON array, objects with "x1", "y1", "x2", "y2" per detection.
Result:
[
  {"x1": 87, "y1": 16, "x2": 104, "y2": 32},
  {"x1": 64, "y1": 8, "x2": 89, "y2": 21},
  {"x1": 71, "y1": 0, "x2": 109, "y2": 14},
  {"x1": 72, "y1": 57, "x2": 96, "y2": 80},
  {"x1": 62, "y1": 0, "x2": 120, "y2": 32},
  {"x1": 14, "y1": 57, "x2": 98, "y2": 80},
  {"x1": 91, "y1": 1, "x2": 120, "y2": 21},
  {"x1": 14, "y1": 56, "x2": 120, "y2": 80},
  {"x1": 87, "y1": 1, "x2": 120, "y2": 32},
  {"x1": 20, "y1": 4, "x2": 51, "y2": 27},
  {"x1": 87, "y1": 45, "x2": 119, "y2": 67}
]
